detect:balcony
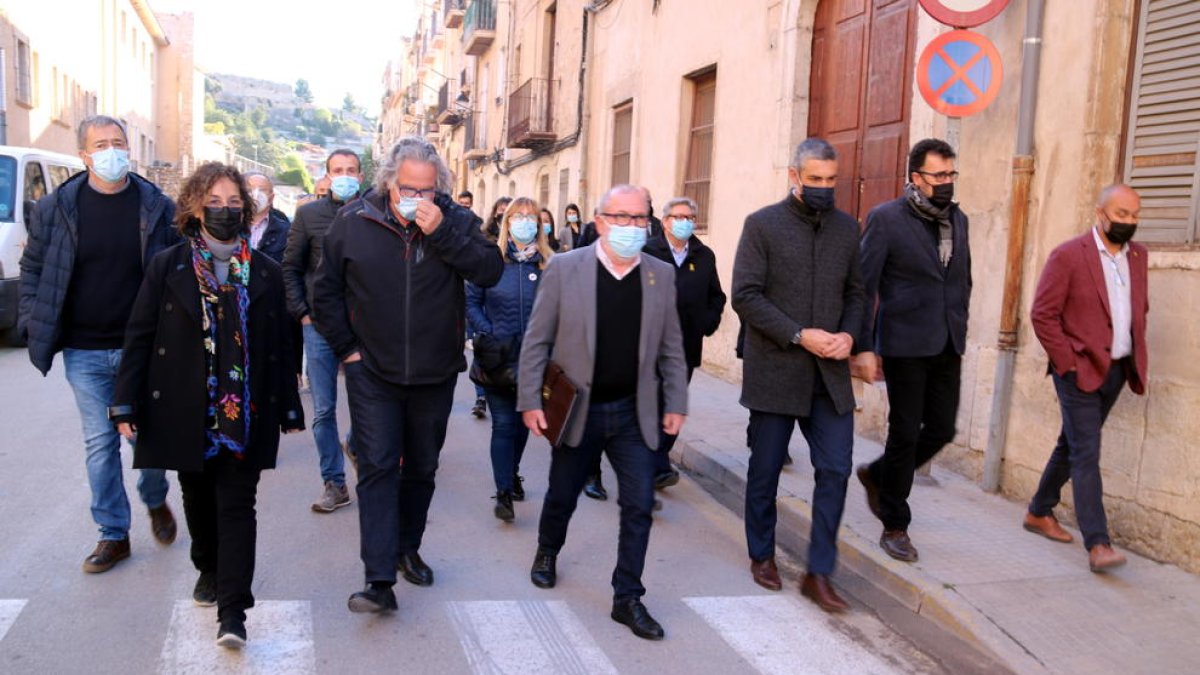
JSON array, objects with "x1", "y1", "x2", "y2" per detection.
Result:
[
  {"x1": 507, "y1": 78, "x2": 556, "y2": 149},
  {"x1": 436, "y1": 80, "x2": 468, "y2": 125},
  {"x1": 444, "y1": 0, "x2": 465, "y2": 28},
  {"x1": 464, "y1": 113, "x2": 488, "y2": 160},
  {"x1": 463, "y1": 0, "x2": 496, "y2": 56}
]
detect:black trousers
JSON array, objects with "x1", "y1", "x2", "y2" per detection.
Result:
[
  {"x1": 590, "y1": 368, "x2": 694, "y2": 479},
  {"x1": 867, "y1": 344, "x2": 961, "y2": 531},
  {"x1": 344, "y1": 362, "x2": 455, "y2": 584},
  {"x1": 178, "y1": 454, "x2": 262, "y2": 622}
]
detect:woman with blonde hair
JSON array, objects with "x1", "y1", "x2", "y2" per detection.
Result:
[{"x1": 466, "y1": 197, "x2": 553, "y2": 521}]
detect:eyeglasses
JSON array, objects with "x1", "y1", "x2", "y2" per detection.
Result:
[
  {"x1": 915, "y1": 170, "x2": 960, "y2": 183},
  {"x1": 665, "y1": 213, "x2": 695, "y2": 220},
  {"x1": 598, "y1": 212, "x2": 650, "y2": 226},
  {"x1": 395, "y1": 185, "x2": 437, "y2": 199}
]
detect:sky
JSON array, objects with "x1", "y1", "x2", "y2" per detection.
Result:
[{"x1": 152, "y1": 0, "x2": 422, "y2": 113}]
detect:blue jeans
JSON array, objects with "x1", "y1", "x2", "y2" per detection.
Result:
[
  {"x1": 484, "y1": 389, "x2": 528, "y2": 492},
  {"x1": 303, "y1": 324, "x2": 346, "y2": 487},
  {"x1": 537, "y1": 397, "x2": 657, "y2": 600},
  {"x1": 63, "y1": 348, "x2": 169, "y2": 541},
  {"x1": 1029, "y1": 364, "x2": 1127, "y2": 550},
  {"x1": 745, "y1": 392, "x2": 854, "y2": 576}
]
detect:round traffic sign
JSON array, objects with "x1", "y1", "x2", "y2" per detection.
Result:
[
  {"x1": 919, "y1": 0, "x2": 1011, "y2": 28},
  {"x1": 916, "y1": 29, "x2": 1004, "y2": 117}
]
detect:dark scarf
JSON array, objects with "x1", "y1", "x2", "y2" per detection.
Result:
[
  {"x1": 190, "y1": 235, "x2": 252, "y2": 460},
  {"x1": 905, "y1": 183, "x2": 954, "y2": 268}
]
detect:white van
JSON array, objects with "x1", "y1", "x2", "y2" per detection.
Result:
[{"x1": 0, "y1": 146, "x2": 86, "y2": 345}]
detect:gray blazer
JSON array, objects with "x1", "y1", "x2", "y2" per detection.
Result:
[{"x1": 517, "y1": 245, "x2": 689, "y2": 449}]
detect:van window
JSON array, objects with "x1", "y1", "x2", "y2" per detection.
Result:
[
  {"x1": 0, "y1": 156, "x2": 15, "y2": 222},
  {"x1": 48, "y1": 163, "x2": 80, "y2": 188},
  {"x1": 25, "y1": 161, "x2": 48, "y2": 203}
]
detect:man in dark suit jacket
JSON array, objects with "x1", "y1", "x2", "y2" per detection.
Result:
[
  {"x1": 853, "y1": 139, "x2": 972, "y2": 564},
  {"x1": 733, "y1": 138, "x2": 865, "y2": 613},
  {"x1": 518, "y1": 184, "x2": 688, "y2": 640},
  {"x1": 1024, "y1": 184, "x2": 1148, "y2": 574}
]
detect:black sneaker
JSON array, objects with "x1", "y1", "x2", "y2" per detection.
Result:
[
  {"x1": 494, "y1": 491, "x2": 515, "y2": 522},
  {"x1": 348, "y1": 583, "x2": 398, "y2": 613},
  {"x1": 512, "y1": 474, "x2": 526, "y2": 501},
  {"x1": 216, "y1": 617, "x2": 247, "y2": 649},
  {"x1": 193, "y1": 571, "x2": 217, "y2": 607},
  {"x1": 471, "y1": 397, "x2": 488, "y2": 419}
]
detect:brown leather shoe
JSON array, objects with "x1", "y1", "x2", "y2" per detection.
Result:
[
  {"x1": 750, "y1": 558, "x2": 783, "y2": 591},
  {"x1": 800, "y1": 573, "x2": 849, "y2": 613},
  {"x1": 856, "y1": 464, "x2": 882, "y2": 520},
  {"x1": 149, "y1": 503, "x2": 177, "y2": 545},
  {"x1": 880, "y1": 530, "x2": 919, "y2": 563},
  {"x1": 1023, "y1": 512, "x2": 1073, "y2": 543},
  {"x1": 1088, "y1": 544, "x2": 1127, "y2": 573},
  {"x1": 82, "y1": 538, "x2": 131, "y2": 573}
]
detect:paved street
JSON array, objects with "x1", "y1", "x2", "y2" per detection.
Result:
[{"x1": 0, "y1": 345, "x2": 999, "y2": 674}]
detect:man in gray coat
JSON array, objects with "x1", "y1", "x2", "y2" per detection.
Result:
[
  {"x1": 733, "y1": 138, "x2": 865, "y2": 612},
  {"x1": 519, "y1": 184, "x2": 688, "y2": 640}
]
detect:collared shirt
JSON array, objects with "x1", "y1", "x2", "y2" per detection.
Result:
[
  {"x1": 249, "y1": 213, "x2": 269, "y2": 250},
  {"x1": 670, "y1": 241, "x2": 689, "y2": 268},
  {"x1": 595, "y1": 240, "x2": 640, "y2": 280},
  {"x1": 1092, "y1": 226, "x2": 1132, "y2": 359}
]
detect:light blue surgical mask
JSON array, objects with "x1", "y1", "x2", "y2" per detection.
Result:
[
  {"x1": 670, "y1": 218, "x2": 695, "y2": 241},
  {"x1": 396, "y1": 196, "x2": 422, "y2": 222},
  {"x1": 510, "y1": 217, "x2": 538, "y2": 244},
  {"x1": 330, "y1": 175, "x2": 360, "y2": 201},
  {"x1": 606, "y1": 225, "x2": 647, "y2": 259},
  {"x1": 90, "y1": 147, "x2": 130, "y2": 183},
  {"x1": 542, "y1": 221, "x2": 553, "y2": 235},
  {"x1": 567, "y1": 214, "x2": 579, "y2": 223}
]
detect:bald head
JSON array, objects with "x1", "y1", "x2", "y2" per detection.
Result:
[
  {"x1": 1095, "y1": 183, "x2": 1141, "y2": 247},
  {"x1": 1097, "y1": 183, "x2": 1139, "y2": 209}
]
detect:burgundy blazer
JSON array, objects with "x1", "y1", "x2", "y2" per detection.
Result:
[{"x1": 1031, "y1": 230, "x2": 1148, "y2": 394}]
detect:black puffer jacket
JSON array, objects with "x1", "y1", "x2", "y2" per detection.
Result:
[{"x1": 312, "y1": 189, "x2": 503, "y2": 385}]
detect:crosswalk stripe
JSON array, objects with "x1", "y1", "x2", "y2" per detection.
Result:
[
  {"x1": 446, "y1": 600, "x2": 618, "y2": 675},
  {"x1": 0, "y1": 599, "x2": 27, "y2": 643},
  {"x1": 684, "y1": 595, "x2": 901, "y2": 675},
  {"x1": 158, "y1": 600, "x2": 315, "y2": 675}
]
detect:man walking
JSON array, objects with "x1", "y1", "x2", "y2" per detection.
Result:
[
  {"x1": 854, "y1": 139, "x2": 971, "y2": 563},
  {"x1": 19, "y1": 115, "x2": 178, "y2": 573},
  {"x1": 283, "y1": 149, "x2": 362, "y2": 512},
  {"x1": 518, "y1": 184, "x2": 688, "y2": 640},
  {"x1": 733, "y1": 138, "x2": 864, "y2": 612},
  {"x1": 1024, "y1": 184, "x2": 1147, "y2": 573},
  {"x1": 314, "y1": 137, "x2": 502, "y2": 613}
]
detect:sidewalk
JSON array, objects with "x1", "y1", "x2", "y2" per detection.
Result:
[{"x1": 673, "y1": 370, "x2": 1200, "y2": 675}]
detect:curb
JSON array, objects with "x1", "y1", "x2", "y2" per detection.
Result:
[{"x1": 673, "y1": 437, "x2": 1049, "y2": 675}]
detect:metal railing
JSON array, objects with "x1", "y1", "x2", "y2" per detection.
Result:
[
  {"x1": 444, "y1": 0, "x2": 466, "y2": 28},
  {"x1": 507, "y1": 78, "x2": 554, "y2": 147},
  {"x1": 463, "y1": 0, "x2": 497, "y2": 45}
]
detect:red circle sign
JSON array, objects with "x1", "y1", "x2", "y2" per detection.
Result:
[
  {"x1": 919, "y1": 0, "x2": 1011, "y2": 28},
  {"x1": 917, "y1": 29, "x2": 1004, "y2": 117}
]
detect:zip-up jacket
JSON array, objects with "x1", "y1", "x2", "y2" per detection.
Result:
[
  {"x1": 312, "y1": 188, "x2": 503, "y2": 385},
  {"x1": 466, "y1": 245, "x2": 544, "y2": 351},
  {"x1": 18, "y1": 171, "x2": 178, "y2": 375},
  {"x1": 282, "y1": 194, "x2": 358, "y2": 322}
]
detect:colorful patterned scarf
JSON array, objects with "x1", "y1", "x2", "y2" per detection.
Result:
[{"x1": 190, "y1": 235, "x2": 252, "y2": 460}]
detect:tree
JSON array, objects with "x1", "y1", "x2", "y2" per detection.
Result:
[
  {"x1": 342, "y1": 93, "x2": 356, "y2": 113},
  {"x1": 295, "y1": 78, "x2": 314, "y2": 104},
  {"x1": 276, "y1": 152, "x2": 314, "y2": 192},
  {"x1": 360, "y1": 147, "x2": 377, "y2": 186}
]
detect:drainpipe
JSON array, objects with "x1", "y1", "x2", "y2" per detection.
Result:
[
  {"x1": 982, "y1": 0, "x2": 1046, "y2": 492},
  {"x1": 578, "y1": 2, "x2": 604, "y2": 212}
]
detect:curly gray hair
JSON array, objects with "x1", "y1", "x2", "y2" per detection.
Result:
[{"x1": 374, "y1": 136, "x2": 453, "y2": 195}]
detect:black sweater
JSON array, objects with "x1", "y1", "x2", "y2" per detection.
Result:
[{"x1": 591, "y1": 260, "x2": 642, "y2": 403}]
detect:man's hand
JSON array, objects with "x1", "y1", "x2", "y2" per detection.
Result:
[
  {"x1": 823, "y1": 332, "x2": 854, "y2": 361},
  {"x1": 523, "y1": 410, "x2": 548, "y2": 436},
  {"x1": 852, "y1": 351, "x2": 880, "y2": 381},
  {"x1": 343, "y1": 351, "x2": 362, "y2": 364},
  {"x1": 799, "y1": 329, "x2": 853, "y2": 361},
  {"x1": 413, "y1": 199, "x2": 444, "y2": 235},
  {"x1": 117, "y1": 422, "x2": 136, "y2": 441},
  {"x1": 301, "y1": 316, "x2": 312, "y2": 326},
  {"x1": 662, "y1": 413, "x2": 686, "y2": 436}
]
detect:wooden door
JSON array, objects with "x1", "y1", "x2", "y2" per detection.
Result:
[{"x1": 808, "y1": 0, "x2": 917, "y2": 222}]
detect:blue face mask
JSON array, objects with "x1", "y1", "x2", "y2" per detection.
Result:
[
  {"x1": 509, "y1": 217, "x2": 538, "y2": 244},
  {"x1": 606, "y1": 225, "x2": 648, "y2": 259},
  {"x1": 542, "y1": 221, "x2": 553, "y2": 235},
  {"x1": 90, "y1": 147, "x2": 130, "y2": 183},
  {"x1": 396, "y1": 196, "x2": 422, "y2": 222},
  {"x1": 567, "y1": 214, "x2": 579, "y2": 223},
  {"x1": 330, "y1": 175, "x2": 360, "y2": 201},
  {"x1": 670, "y1": 218, "x2": 695, "y2": 241}
]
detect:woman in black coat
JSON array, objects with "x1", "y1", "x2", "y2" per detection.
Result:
[{"x1": 110, "y1": 162, "x2": 304, "y2": 649}]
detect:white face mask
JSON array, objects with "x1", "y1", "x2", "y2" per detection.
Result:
[{"x1": 250, "y1": 189, "x2": 270, "y2": 214}]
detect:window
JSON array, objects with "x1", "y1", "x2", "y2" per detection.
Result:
[
  {"x1": 683, "y1": 69, "x2": 717, "y2": 232},
  {"x1": 539, "y1": 173, "x2": 550, "y2": 209},
  {"x1": 48, "y1": 164, "x2": 79, "y2": 189},
  {"x1": 1121, "y1": 0, "x2": 1200, "y2": 244},
  {"x1": 558, "y1": 168, "x2": 570, "y2": 216},
  {"x1": 15, "y1": 40, "x2": 33, "y2": 105},
  {"x1": 611, "y1": 103, "x2": 633, "y2": 186},
  {"x1": 24, "y1": 161, "x2": 48, "y2": 203}
]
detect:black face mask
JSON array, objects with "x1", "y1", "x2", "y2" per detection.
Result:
[
  {"x1": 202, "y1": 206, "x2": 244, "y2": 242},
  {"x1": 929, "y1": 182, "x2": 955, "y2": 208},
  {"x1": 799, "y1": 185, "x2": 836, "y2": 212},
  {"x1": 1105, "y1": 218, "x2": 1137, "y2": 245}
]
